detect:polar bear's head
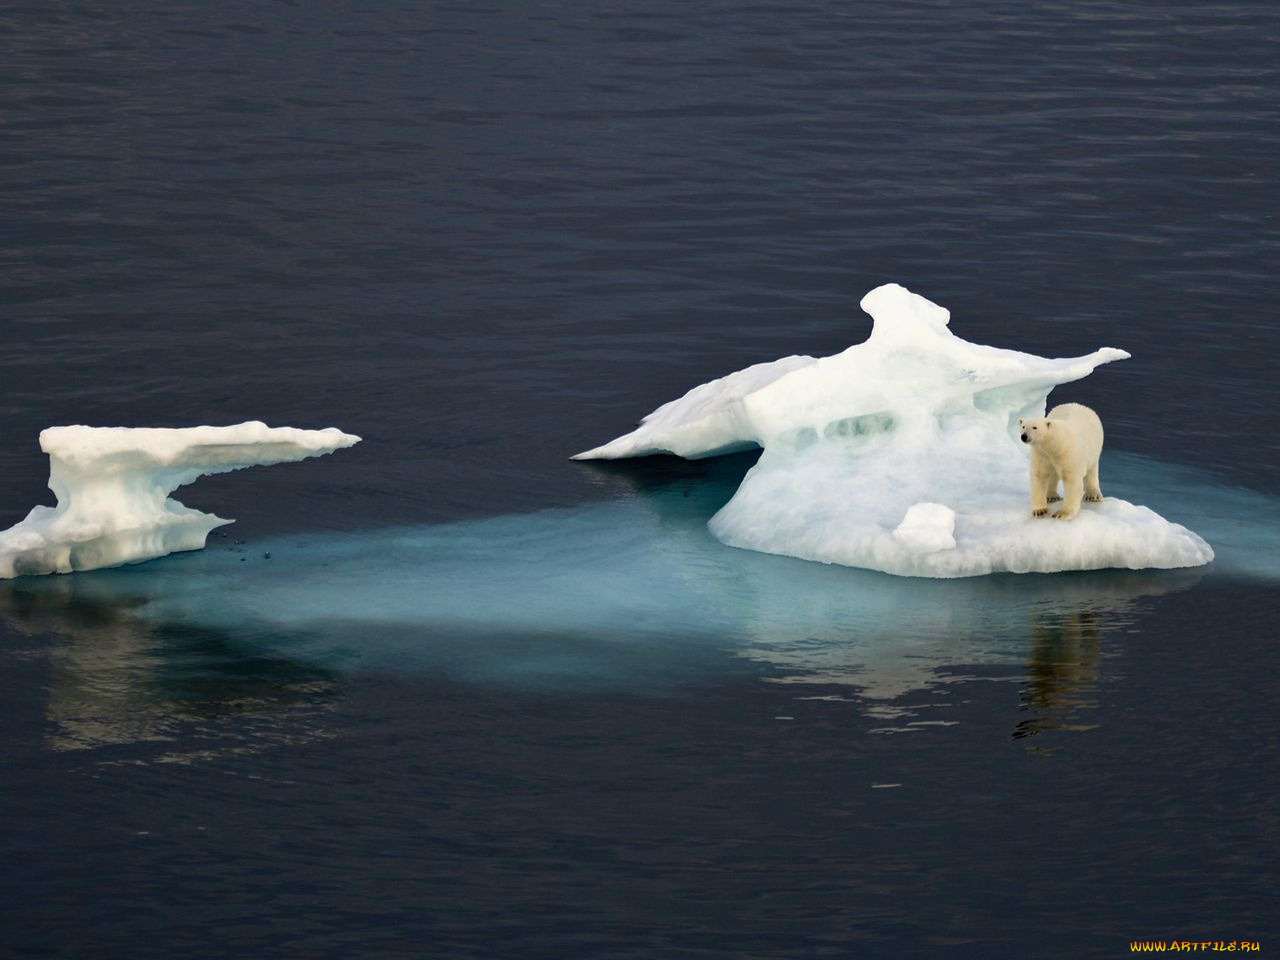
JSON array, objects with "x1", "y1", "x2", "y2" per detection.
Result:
[{"x1": 1017, "y1": 417, "x2": 1053, "y2": 446}]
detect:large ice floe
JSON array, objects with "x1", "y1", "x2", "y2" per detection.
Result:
[
  {"x1": 575, "y1": 284, "x2": 1213, "y2": 577},
  {"x1": 0, "y1": 422, "x2": 360, "y2": 578}
]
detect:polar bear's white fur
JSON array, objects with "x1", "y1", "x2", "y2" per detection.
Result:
[{"x1": 1017, "y1": 403, "x2": 1104, "y2": 520}]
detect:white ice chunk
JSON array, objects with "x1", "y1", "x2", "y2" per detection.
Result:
[
  {"x1": 576, "y1": 283, "x2": 1214, "y2": 577},
  {"x1": 0, "y1": 422, "x2": 360, "y2": 578},
  {"x1": 893, "y1": 502, "x2": 956, "y2": 553}
]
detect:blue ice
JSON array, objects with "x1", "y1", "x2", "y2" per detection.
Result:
[{"x1": 1, "y1": 452, "x2": 1272, "y2": 698}]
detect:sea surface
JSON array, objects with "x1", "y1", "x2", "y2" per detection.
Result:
[{"x1": 2, "y1": 2, "x2": 1278, "y2": 958}]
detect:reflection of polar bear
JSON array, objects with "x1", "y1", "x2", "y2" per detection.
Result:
[{"x1": 1018, "y1": 403, "x2": 1104, "y2": 521}]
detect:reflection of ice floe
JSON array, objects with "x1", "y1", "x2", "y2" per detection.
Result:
[
  {"x1": 1013, "y1": 608, "x2": 1103, "y2": 745},
  {"x1": 1, "y1": 573, "x2": 339, "y2": 756},
  {"x1": 1, "y1": 453, "x2": 1226, "y2": 729},
  {"x1": 0, "y1": 422, "x2": 360, "y2": 579},
  {"x1": 733, "y1": 559, "x2": 1195, "y2": 708},
  {"x1": 576, "y1": 284, "x2": 1213, "y2": 577}
]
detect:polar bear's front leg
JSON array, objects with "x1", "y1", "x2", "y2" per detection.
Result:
[
  {"x1": 1029, "y1": 453, "x2": 1055, "y2": 517},
  {"x1": 1055, "y1": 472, "x2": 1083, "y2": 520},
  {"x1": 1044, "y1": 473, "x2": 1062, "y2": 503}
]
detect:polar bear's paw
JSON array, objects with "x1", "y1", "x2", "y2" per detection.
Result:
[
  {"x1": 1084, "y1": 493, "x2": 1102, "y2": 502},
  {"x1": 1031, "y1": 507, "x2": 1049, "y2": 517},
  {"x1": 1047, "y1": 494, "x2": 1062, "y2": 503}
]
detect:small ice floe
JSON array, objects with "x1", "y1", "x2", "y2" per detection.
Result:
[{"x1": 0, "y1": 422, "x2": 360, "y2": 578}]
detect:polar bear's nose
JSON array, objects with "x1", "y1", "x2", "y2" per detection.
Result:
[{"x1": 1021, "y1": 433, "x2": 1030, "y2": 443}]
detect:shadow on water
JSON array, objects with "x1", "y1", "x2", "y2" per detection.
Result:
[{"x1": 0, "y1": 448, "x2": 1233, "y2": 756}]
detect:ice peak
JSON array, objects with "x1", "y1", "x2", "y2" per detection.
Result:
[{"x1": 860, "y1": 282, "x2": 953, "y2": 344}]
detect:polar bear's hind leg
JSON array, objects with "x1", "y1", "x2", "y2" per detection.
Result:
[{"x1": 1084, "y1": 462, "x2": 1102, "y2": 502}]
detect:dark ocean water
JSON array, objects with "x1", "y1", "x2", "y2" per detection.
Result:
[{"x1": 2, "y1": 2, "x2": 1278, "y2": 958}]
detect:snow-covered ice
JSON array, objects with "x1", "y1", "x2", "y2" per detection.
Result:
[
  {"x1": 575, "y1": 284, "x2": 1214, "y2": 577},
  {"x1": 0, "y1": 422, "x2": 360, "y2": 578}
]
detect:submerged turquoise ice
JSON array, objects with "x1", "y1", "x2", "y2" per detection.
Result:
[{"x1": 2, "y1": 452, "x2": 1274, "y2": 704}]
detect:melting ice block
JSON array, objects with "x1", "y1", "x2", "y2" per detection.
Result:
[
  {"x1": 575, "y1": 283, "x2": 1214, "y2": 577},
  {"x1": 893, "y1": 503, "x2": 957, "y2": 554},
  {"x1": 0, "y1": 422, "x2": 360, "y2": 578}
]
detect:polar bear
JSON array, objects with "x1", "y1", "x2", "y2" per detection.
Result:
[{"x1": 1017, "y1": 403, "x2": 1104, "y2": 520}]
